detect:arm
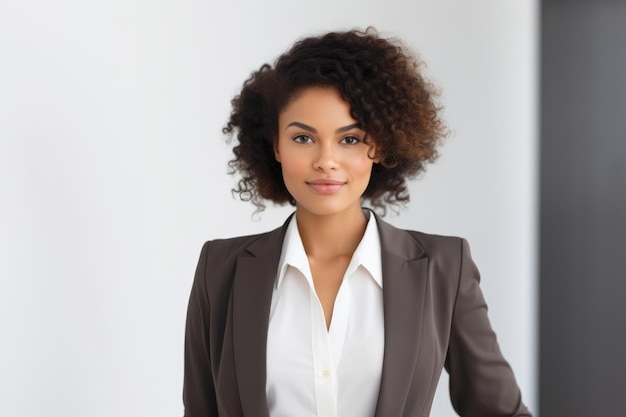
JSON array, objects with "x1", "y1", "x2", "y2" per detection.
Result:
[
  {"x1": 183, "y1": 241, "x2": 219, "y2": 417},
  {"x1": 445, "y1": 239, "x2": 532, "y2": 417}
]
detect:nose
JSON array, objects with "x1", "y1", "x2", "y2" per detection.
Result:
[{"x1": 313, "y1": 142, "x2": 339, "y2": 171}]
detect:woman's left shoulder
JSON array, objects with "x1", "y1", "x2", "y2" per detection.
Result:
[
  {"x1": 376, "y1": 215, "x2": 466, "y2": 260},
  {"x1": 404, "y1": 229, "x2": 465, "y2": 253}
]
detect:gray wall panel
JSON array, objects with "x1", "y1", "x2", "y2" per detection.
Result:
[{"x1": 540, "y1": 1, "x2": 626, "y2": 415}]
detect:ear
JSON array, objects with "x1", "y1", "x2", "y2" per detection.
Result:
[
  {"x1": 368, "y1": 141, "x2": 380, "y2": 163},
  {"x1": 273, "y1": 143, "x2": 281, "y2": 163}
]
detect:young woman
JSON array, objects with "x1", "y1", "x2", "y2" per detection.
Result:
[{"x1": 183, "y1": 29, "x2": 532, "y2": 417}]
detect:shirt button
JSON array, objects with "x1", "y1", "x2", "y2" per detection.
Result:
[{"x1": 321, "y1": 369, "x2": 330, "y2": 377}]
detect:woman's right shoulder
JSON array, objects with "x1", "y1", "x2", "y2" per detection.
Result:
[
  {"x1": 199, "y1": 219, "x2": 289, "y2": 265},
  {"x1": 192, "y1": 226, "x2": 285, "y2": 296},
  {"x1": 198, "y1": 231, "x2": 271, "y2": 261},
  {"x1": 198, "y1": 215, "x2": 292, "y2": 261}
]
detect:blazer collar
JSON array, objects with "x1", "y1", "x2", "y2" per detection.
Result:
[{"x1": 231, "y1": 212, "x2": 429, "y2": 417}]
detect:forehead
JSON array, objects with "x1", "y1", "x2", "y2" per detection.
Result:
[{"x1": 278, "y1": 87, "x2": 355, "y2": 127}]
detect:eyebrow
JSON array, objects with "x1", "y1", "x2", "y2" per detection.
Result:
[{"x1": 286, "y1": 121, "x2": 362, "y2": 134}]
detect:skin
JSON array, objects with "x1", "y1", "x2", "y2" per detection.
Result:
[{"x1": 274, "y1": 87, "x2": 378, "y2": 329}]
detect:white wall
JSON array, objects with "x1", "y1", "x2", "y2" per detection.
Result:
[{"x1": 0, "y1": 1, "x2": 537, "y2": 416}]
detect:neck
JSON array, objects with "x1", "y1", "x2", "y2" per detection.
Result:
[{"x1": 295, "y1": 206, "x2": 369, "y2": 260}]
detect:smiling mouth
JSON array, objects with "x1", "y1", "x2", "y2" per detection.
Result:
[{"x1": 306, "y1": 179, "x2": 346, "y2": 194}]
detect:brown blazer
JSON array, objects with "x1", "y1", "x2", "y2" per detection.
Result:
[{"x1": 183, "y1": 213, "x2": 531, "y2": 417}]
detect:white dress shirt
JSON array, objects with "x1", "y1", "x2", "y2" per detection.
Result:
[{"x1": 266, "y1": 212, "x2": 384, "y2": 417}]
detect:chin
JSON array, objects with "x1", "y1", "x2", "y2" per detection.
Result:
[{"x1": 295, "y1": 200, "x2": 361, "y2": 218}]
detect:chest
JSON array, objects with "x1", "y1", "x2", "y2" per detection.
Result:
[{"x1": 266, "y1": 266, "x2": 385, "y2": 417}]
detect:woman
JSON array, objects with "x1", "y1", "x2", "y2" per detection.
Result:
[{"x1": 183, "y1": 29, "x2": 532, "y2": 417}]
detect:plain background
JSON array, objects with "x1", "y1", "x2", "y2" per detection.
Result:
[{"x1": 0, "y1": 1, "x2": 538, "y2": 416}]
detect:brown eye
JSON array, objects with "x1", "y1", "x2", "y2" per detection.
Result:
[
  {"x1": 293, "y1": 134, "x2": 314, "y2": 144},
  {"x1": 340, "y1": 136, "x2": 361, "y2": 145}
]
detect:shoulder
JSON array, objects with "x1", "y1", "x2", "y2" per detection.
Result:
[
  {"x1": 405, "y1": 229, "x2": 469, "y2": 277},
  {"x1": 406, "y1": 229, "x2": 465, "y2": 256},
  {"x1": 200, "y1": 215, "x2": 291, "y2": 259},
  {"x1": 193, "y1": 225, "x2": 286, "y2": 299},
  {"x1": 375, "y1": 214, "x2": 466, "y2": 260},
  {"x1": 375, "y1": 216, "x2": 473, "y2": 290},
  {"x1": 202, "y1": 230, "x2": 274, "y2": 259},
  {"x1": 199, "y1": 216, "x2": 290, "y2": 265}
]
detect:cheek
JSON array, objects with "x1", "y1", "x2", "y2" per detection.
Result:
[
  {"x1": 351, "y1": 157, "x2": 375, "y2": 177},
  {"x1": 279, "y1": 157, "x2": 306, "y2": 182}
]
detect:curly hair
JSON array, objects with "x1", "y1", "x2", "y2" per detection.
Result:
[{"x1": 223, "y1": 28, "x2": 448, "y2": 214}]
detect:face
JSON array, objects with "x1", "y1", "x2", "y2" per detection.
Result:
[{"x1": 274, "y1": 87, "x2": 377, "y2": 218}]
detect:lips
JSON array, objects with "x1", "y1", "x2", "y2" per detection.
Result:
[{"x1": 306, "y1": 179, "x2": 346, "y2": 194}]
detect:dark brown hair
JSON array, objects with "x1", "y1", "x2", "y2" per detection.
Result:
[{"x1": 223, "y1": 28, "x2": 448, "y2": 214}]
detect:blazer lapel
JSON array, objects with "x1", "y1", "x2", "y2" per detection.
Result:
[
  {"x1": 374, "y1": 216, "x2": 430, "y2": 417},
  {"x1": 231, "y1": 219, "x2": 290, "y2": 417}
]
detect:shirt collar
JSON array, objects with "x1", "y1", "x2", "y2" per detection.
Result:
[
  {"x1": 275, "y1": 216, "x2": 310, "y2": 289},
  {"x1": 275, "y1": 211, "x2": 383, "y2": 289}
]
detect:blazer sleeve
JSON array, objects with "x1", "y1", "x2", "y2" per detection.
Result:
[
  {"x1": 445, "y1": 238, "x2": 532, "y2": 417},
  {"x1": 183, "y1": 241, "x2": 219, "y2": 417}
]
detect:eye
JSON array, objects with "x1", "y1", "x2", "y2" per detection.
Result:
[
  {"x1": 340, "y1": 135, "x2": 362, "y2": 145},
  {"x1": 292, "y1": 134, "x2": 313, "y2": 144}
]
